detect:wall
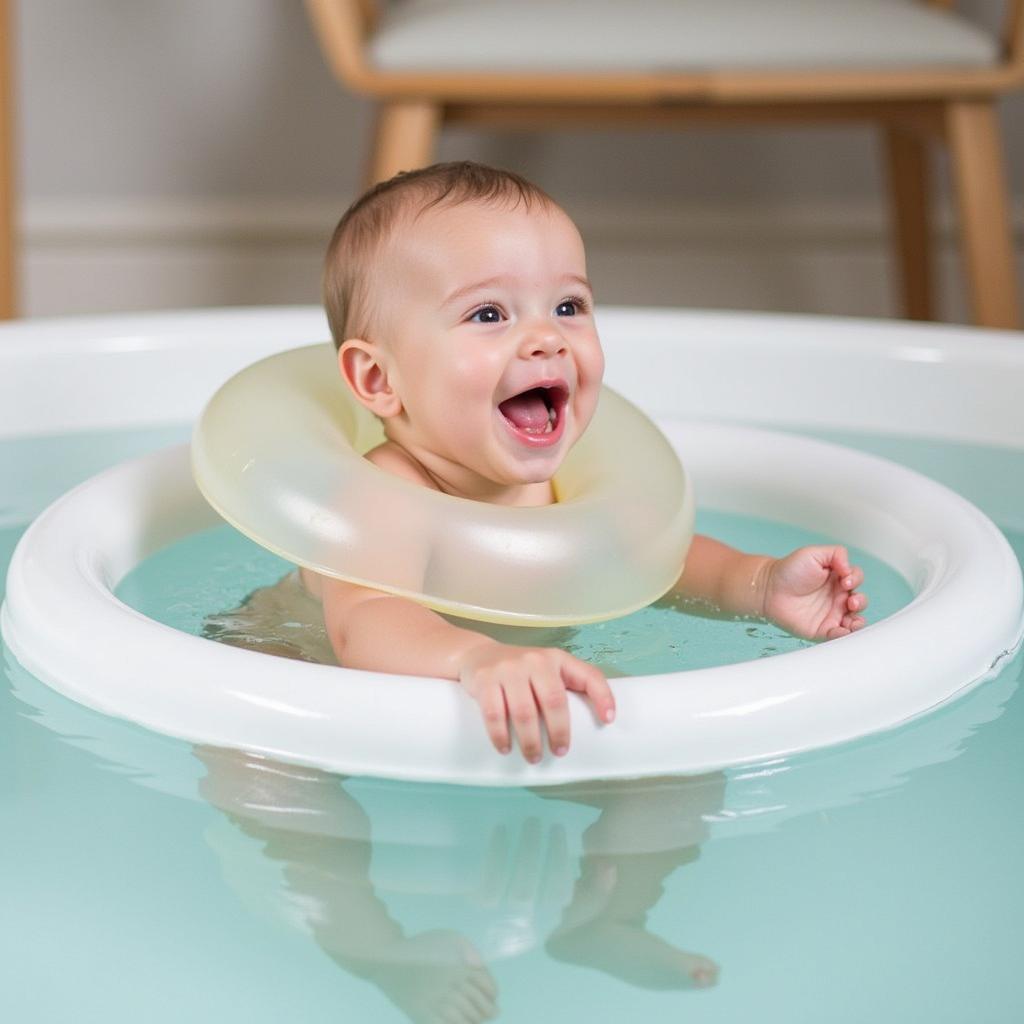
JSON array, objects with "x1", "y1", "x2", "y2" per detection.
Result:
[{"x1": 14, "y1": 0, "x2": 1024, "y2": 322}]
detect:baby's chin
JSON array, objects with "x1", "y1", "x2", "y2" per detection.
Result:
[
  {"x1": 492, "y1": 431, "x2": 572, "y2": 475},
  {"x1": 486, "y1": 454, "x2": 568, "y2": 500}
]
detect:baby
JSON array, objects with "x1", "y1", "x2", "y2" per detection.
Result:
[{"x1": 301, "y1": 161, "x2": 867, "y2": 763}]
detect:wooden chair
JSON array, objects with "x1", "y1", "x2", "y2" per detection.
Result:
[
  {"x1": 306, "y1": 0, "x2": 1023, "y2": 329},
  {"x1": 0, "y1": 0, "x2": 16, "y2": 320}
]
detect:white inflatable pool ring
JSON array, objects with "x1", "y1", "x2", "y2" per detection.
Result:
[
  {"x1": 3, "y1": 421, "x2": 1021, "y2": 786},
  {"x1": 191, "y1": 344, "x2": 694, "y2": 627}
]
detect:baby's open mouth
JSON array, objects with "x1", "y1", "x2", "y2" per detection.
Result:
[{"x1": 497, "y1": 385, "x2": 568, "y2": 440}]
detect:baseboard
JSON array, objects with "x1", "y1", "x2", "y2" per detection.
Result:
[{"x1": 19, "y1": 195, "x2": 1024, "y2": 323}]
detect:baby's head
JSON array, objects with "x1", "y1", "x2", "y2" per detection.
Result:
[{"x1": 323, "y1": 161, "x2": 605, "y2": 500}]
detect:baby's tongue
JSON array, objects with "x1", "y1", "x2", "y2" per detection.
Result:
[{"x1": 499, "y1": 390, "x2": 548, "y2": 431}]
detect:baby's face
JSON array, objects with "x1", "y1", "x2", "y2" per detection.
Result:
[{"x1": 363, "y1": 199, "x2": 604, "y2": 498}]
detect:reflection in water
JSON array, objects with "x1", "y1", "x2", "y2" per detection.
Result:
[
  {"x1": 196, "y1": 747, "x2": 499, "y2": 1024},
  {"x1": 536, "y1": 777, "x2": 722, "y2": 989},
  {"x1": 195, "y1": 746, "x2": 726, "y2": 1022},
  {"x1": 6, "y1": 639, "x2": 1022, "y2": 1021}
]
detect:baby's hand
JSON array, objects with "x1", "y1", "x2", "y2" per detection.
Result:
[
  {"x1": 457, "y1": 643, "x2": 615, "y2": 763},
  {"x1": 762, "y1": 545, "x2": 868, "y2": 641}
]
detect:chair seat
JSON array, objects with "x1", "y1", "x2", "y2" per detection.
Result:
[{"x1": 370, "y1": 0, "x2": 999, "y2": 73}]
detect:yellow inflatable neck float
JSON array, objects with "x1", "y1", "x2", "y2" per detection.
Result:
[{"x1": 191, "y1": 344, "x2": 694, "y2": 626}]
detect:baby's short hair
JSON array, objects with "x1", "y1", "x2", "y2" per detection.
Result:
[{"x1": 323, "y1": 161, "x2": 556, "y2": 349}]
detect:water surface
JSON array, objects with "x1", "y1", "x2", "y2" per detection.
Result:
[{"x1": 3, "y1": 424, "x2": 1022, "y2": 1023}]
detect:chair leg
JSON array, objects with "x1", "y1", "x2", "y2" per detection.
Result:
[
  {"x1": 0, "y1": 0, "x2": 17, "y2": 319},
  {"x1": 366, "y1": 100, "x2": 440, "y2": 187},
  {"x1": 883, "y1": 125, "x2": 933, "y2": 321},
  {"x1": 945, "y1": 99, "x2": 1020, "y2": 330}
]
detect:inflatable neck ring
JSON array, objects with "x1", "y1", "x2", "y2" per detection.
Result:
[{"x1": 191, "y1": 344, "x2": 695, "y2": 626}]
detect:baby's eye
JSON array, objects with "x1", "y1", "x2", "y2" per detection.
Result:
[
  {"x1": 555, "y1": 297, "x2": 587, "y2": 317},
  {"x1": 469, "y1": 305, "x2": 504, "y2": 324}
]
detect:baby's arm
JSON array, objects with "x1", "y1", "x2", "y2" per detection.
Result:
[
  {"x1": 319, "y1": 576, "x2": 615, "y2": 762},
  {"x1": 672, "y1": 535, "x2": 868, "y2": 641}
]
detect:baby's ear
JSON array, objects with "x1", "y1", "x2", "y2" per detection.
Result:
[{"x1": 338, "y1": 339, "x2": 402, "y2": 418}]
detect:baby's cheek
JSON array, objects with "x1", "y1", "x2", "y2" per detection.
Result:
[
  {"x1": 569, "y1": 395, "x2": 598, "y2": 445},
  {"x1": 576, "y1": 335, "x2": 604, "y2": 379},
  {"x1": 452, "y1": 352, "x2": 507, "y2": 399},
  {"x1": 453, "y1": 342, "x2": 506, "y2": 382},
  {"x1": 579, "y1": 359, "x2": 604, "y2": 416}
]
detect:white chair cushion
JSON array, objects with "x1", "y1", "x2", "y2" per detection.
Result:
[{"x1": 370, "y1": 0, "x2": 999, "y2": 73}]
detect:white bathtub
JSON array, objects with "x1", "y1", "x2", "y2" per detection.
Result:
[{"x1": 1, "y1": 306, "x2": 1022, "y2": 785}]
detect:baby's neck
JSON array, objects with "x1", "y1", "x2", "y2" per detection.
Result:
[{"x1": 365, "y1": 440, "x2": 556, "y2": 506}]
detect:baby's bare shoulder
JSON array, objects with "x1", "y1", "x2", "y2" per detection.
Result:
[{"x1": 364, "y1": 441, "x2": 438, "y2": 489}]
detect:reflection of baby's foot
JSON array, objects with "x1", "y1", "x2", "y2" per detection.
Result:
[
  {"x1": 363, "y1": 930, "x2": 499, "y2": 1024},
  {"x1": 547, "y1": 920, "x2": 718, "y2": 991}
]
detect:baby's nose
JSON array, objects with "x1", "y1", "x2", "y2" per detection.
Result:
[{"x1": 519, "y1": 322, "x2": 567, "y2": 358}]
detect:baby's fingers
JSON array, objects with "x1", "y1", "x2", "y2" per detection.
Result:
[
  {"x1": 827, "y1": 545, "x2": 852, "y2": 578},
  {"x1": 531, "y1": 674, "x2": 571, "y2": 758},
  {"x1": 826, "y1": 614, "x2": 867, "y2": 640},
  {"x1": 476, "y1": 682, "x2": 511, "y2": 755},
  {"x1": 561, "y1": 658, "x2": 616, "y2": 726},
  {"x1": 505, "y1": 680, "x2": 545, "y2": 764},
  {"x1": 846, "y1": 591, "x2": 868, "y2": 613},
  {"x1": 841, "y1": 564, "x2": 865, "y2": 591}
]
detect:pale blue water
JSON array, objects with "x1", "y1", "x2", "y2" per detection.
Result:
[
  {"x1": 3, "y1": 424, "x2": 1023, "y2": 1022},
  {"x1": 114, "y1": 514, "x2": 909, "y2": 675}
]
